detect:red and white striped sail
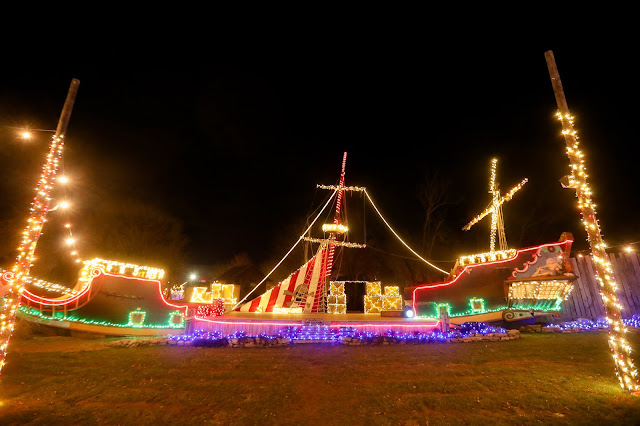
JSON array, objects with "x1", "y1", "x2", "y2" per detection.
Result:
[{"x1": 236, "y1": 246, "x2": 329, "y2": 313}]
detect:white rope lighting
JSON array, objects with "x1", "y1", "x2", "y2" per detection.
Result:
[
  {"x1": 364, "y1": 189, "x2": 449, "y2": 276},
  {"x1": 232, "y1": 189, "x2": 338, "y2": 310}
]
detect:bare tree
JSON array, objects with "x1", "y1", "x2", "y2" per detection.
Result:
[
  {"x1": 79, "y1": 198, "x2": 189, "y2": 279},
  {"x1": 418, "y1": 171, "x2": 456, "y2": 259}
]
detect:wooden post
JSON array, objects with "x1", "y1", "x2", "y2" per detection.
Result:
[
  {"x1": 55, "y1": 79, "x2": 80, "y2": 137},
  {"x1": 545, "y1": 51, "x2": 638, "y2": 393},
  {"x1": 439, "y1": 305, "x2": 450, "y2": 333}
]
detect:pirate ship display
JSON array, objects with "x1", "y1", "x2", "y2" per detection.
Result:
[
  {"x1": 2, "y1": 142, "x2": 577, "y2": 342},
  {"x1": 409, "y1": 159, "x2": 576, "y2": 325},
  {"x1": 189, "y1": 154, "x2": 576, "y2": 337},
  {"x1": 0, "y1": 79, "x2": 576, "y2": 352}
]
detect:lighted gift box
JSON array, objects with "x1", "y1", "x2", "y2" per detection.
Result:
[
  {"x1": 329, "y1": 281, "x2": 345, "y2": 295},
  {"x1": 364, "y1": 295, "x2": 382, "y2": 313},
  {"x1": 366, "y1": 282, "x2": 381, "y2": 296},
  {"x1": 327, "y1": 295, "x2": 346, "y2": 305},
  {"x1": 384, "y1": 286, "x2": 399, "y2": 297},
  {"x1": 327, "y1": 304, "x2": 346, "y2": 314},
  {"x1": 383, "y1": 295, "x2": 403, "y2": 311}
]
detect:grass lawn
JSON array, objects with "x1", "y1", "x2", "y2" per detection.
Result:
[{"x1": 2, "y1": 330, "x2": 640, "y2": 425}]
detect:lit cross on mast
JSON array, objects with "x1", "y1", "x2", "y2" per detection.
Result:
[{"x1": 462, "y1": 158, "x2": 528, "y2": 252}]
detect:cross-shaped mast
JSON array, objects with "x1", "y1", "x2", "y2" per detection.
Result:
[{"x1": 462, "y1": 158, "x2": 528, "y2": 252}]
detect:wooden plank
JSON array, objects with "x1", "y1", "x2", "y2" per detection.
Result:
[
  {"x1": 608, "y1": 254, "x2": 630, "y2": 314},
  {"x1": 571, "y1": 256, "x2": 589, "y2": 318},
  {"x1": 584, "y1": 254, "x2": 606, "y2": 319},
  {"x1": 580, "y1": 255, "x2": 599, "y2": 318},
  {"x1": 624, "y1": 253, "x2": 640, "y2": 311},
  {"x1": 564, "y1": 290, "x2": 577, "y2": 320},
  {"x1": 571, "y1": 256, "x2": 584, "y2": 319},
  {"x1": 627, "y1": 253, "x2": 640, "y2": 284},
  {"x1": 565, "y1": 258, "x2": 581, "y2": 320},
  {"x1": 569, "y1": 257, "x2": 587, "y2": 319},
  {"x1": 580, "y1": 255, "x2": 600, "y2": 319},
  {"x1": 565, "y1": 279, "x2": 581, "y2": 319},
  {"x1": 563, "y1": 258, "x2": 580, "y2": 320},
  {"x1": 560, "y1": 289, "x2": 573, "y2": 320},
  {"x1": 611, "y1": 254, "x2": 636, "y2": 316},
  {"x1": 617, "y1": 254, "x2": 636, "y2": 312},
  {"x1": 582, "y1": 255, "x2": 602, "y2": 319},
  {"x1": 578, "y1": 255, "x2": 601, "y2": 319},
  {"x1": 626, "y1": 253, "x2": 640, "y2": 305},
  {"x1": 618, "y1": 253, "x2": 638, "y2": 316}
]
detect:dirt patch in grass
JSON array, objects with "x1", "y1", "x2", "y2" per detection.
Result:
[
  {"x1": 6, "y1": 336, "x2": 121, "y2": 353},
  {"x1": 2, "y1": 332, "x2": 640, "y2": 424}
]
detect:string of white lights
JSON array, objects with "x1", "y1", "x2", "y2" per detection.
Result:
[
  {"x1": 363, "y1": 189, "x2": 449, "y2": 276},
  {"x1": 232, "y1": 189, "x2": 338, "y2": 310}
]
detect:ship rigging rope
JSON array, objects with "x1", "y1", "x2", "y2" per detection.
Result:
[
  {"x1": 363, "y1": 189, "x2": 449, "y2": 276},
  {"x1": 232, "y1": 188, "x2": 338, "y2": 310}
]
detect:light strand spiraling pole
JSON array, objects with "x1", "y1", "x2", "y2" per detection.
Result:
[
  {"x1": 0, "y1": 79, "x2": 79, "y2": 375},
  {"x1": 545, "y1": 51, "x2": 638, "y2": 392}
]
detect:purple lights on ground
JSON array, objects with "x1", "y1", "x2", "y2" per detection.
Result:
[{"x1": 167, "y1": 321, "x2": 509, "y2": 346}]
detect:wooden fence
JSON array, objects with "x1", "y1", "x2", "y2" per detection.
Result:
[{"x1": 560, "y1": 252, "x2": 640, "y2": 320}]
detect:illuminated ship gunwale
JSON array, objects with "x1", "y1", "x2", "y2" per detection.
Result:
[
  {"x1": 408, "y1": 232, "x2": 577, "y2": 325},
  {"x1": 4, "y1": 259, "x2": 188, "y2": 337}
]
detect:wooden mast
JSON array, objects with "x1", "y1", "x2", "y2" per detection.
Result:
[
  {"x1": 315, "y1": 152, "x2": 347, "y2": 312},
  {"x1": 545, "y1": 50, "x2": 638, "y2": 392},
  {"x1": 0, "y1": 79, "x2": 80, "y2": 374}
]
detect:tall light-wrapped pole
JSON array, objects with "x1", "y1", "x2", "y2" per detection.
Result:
[
  {"x1": 0, "y1": 79, "x2": 80, "y2": 374},
  {"x1": 545, "y1": 51, "x2": 638, "y2": 392}
]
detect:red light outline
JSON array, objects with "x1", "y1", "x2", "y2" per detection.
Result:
[
  {"x1": 412, "y1": 239, "x2": 573, "y2": 312},
  {"x1": 21, "y1": 270, "x2": 187, "y2": 315},
  {"x1": 194, "y1": 317, "x2": 440, "y2": 329},
  {"x1": 194, "y1": 317, "x2": 306, "y2": 327}
]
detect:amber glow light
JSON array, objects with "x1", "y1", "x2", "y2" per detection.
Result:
[{"x1": 322, "y1": 223, "x2": 348, "y2": 234}]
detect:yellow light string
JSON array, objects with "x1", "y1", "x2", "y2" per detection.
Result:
[
  {"x1": 303, "y1": 237, "x2": 365, "y2": 248},
  {"x1": 56, "y1": 172, "x2": 82, "y2": 265},
  {"x1": 316, "y1": 184, "x2": 365, "y2": 192},
  {"x1": 457, "y1": 249, "x2": 517, "y2": 266},
  {"x1": 363, "y1": 189, "x2": 449, "y2": 275},
  {"x1": 82, "y1": 258, "x2": 165, "y2": 280},
  {"x1": 232, "y1": 189, "x2": 338, "y2": 310},
  {"x1": 555, "y1": 111, "x2": 638, "y2": 392}
]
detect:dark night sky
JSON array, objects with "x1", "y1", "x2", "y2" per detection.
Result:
[{"x1": 1, "y1": 41, "x2": 638, "y2": 278}]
